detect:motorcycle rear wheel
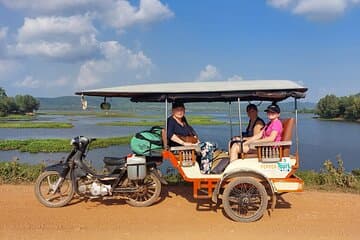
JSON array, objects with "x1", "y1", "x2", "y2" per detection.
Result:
[
  {"x1": 126, "y1": 172, "x2": 161, "y2": 207},
  {"x1": 34, "y1": 171, "x2": 74, "y2": 208}
]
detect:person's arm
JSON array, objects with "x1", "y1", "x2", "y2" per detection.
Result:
[
  {"x1": 253, "y1": 121, "x2": 264, "y2": 136},
  {"x1": 244, "y1": 130, "x2": 263, "y2": 144},
  {"x1": 251, "y1": 120, "x2": 282, "y2": 143},
  {"x1": 170, "y1": 134, "x2": 185, "y2": 145},
  {"x1": 252, "y1": 130, "x2": 278, "y2": 143}
]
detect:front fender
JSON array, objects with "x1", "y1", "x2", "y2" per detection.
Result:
[
  {"x1": 211, "y1": 168, "x2": 275, "y2": 203},
  {"x1": 44, "y1": 162, "x2": 70, "y2": 179}
]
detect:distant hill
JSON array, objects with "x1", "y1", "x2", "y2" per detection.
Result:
[{"x1": 37, "y1": 96, "x2": 316, "y2": 113}]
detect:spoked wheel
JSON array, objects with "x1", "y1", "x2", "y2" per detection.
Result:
[
  {"x1": 222, "y1": 177, "x2": 268, "y2": 222},
  {"x1": 126, "y1": 172, "x2": 161, "y2": 207},
  {"x1": 34, "y1": 171, "x2": 74, "y2": 208}
]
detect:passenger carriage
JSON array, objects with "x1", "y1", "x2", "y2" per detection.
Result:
[{"x1": 77, "y1": 80, "x2": 308, "y2": 222}]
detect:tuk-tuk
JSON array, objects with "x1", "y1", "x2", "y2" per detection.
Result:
[{"x1": 77, "y1": 80, "x2": 307, "y2": 222}]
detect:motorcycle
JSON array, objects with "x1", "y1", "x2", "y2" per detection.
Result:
[{"x1": 34, "y1": 136, "x2": 165, "y2": 208}]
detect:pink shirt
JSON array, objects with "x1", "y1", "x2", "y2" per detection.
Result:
[{"x1": 262, "y1": 119, "x2": 283, "y2": 142}]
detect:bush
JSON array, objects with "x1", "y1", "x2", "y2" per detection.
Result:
[
  {"x1": 0, "y1": 159, "x2": 44, "y2": 184},
  {"x1": 298, "y1": 156, "x2": 360, "y2": 192},
  {"x1": 320, "y1": 156, "x2": 357, "y2": 188}
]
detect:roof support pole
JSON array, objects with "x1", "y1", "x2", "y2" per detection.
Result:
[
  {"x1": 229, "y1": 102, "x2": 233, "y2": 139},
  {"x1": 165, "y1": 96, "x2": 168, "y2": 130},
  {"x1": 295, "y1": 98, "x2": 299, "y2": 158},
  {"x1": 237, "y1": 97, "x2": 243, "y2": 139}
]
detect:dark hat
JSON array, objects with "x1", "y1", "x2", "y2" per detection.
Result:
[
  {"x1": 172, "y1": 101, "x2": 185, "y2": 109},
  {"x1": 264, "y1": 103, "x2": 280, "y2": 114}
]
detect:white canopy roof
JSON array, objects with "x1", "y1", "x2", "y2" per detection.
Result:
[{"x1": 76, "y1": 80, "x2": 307, "y2": 102}]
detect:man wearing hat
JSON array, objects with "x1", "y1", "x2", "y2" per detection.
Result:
[{"x1": 229, "y1": 103, "x2": 283, "y2": 161}]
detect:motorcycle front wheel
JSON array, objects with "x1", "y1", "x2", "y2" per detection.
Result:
[
  {"x1": 34, "y1": 171, "x2": 74, "y2": 208},
  {"x1": 126, "y1": 172, "x2": 161, "y2": 207}
]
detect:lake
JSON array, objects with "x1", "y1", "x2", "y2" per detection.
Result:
[{"x1": 0, "y1": 112, "x2": 359, "y2": 171}]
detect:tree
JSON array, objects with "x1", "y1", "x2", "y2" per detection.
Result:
[
  {"x1": 0, "y1": 99, "x2": 8, "y2": 116},
  {"x1": 15, "y1": 95, "x2": 40, "y2": 113},
  {"x1": 344, "y1": 96, "x2": 360, "y2": 120},
  {"x1": 3, "y1": 97, "x2": 18, "y2": 113},
  {"x1": 316, "y1": 94, "x2": 340, "y2": 118},
  {"x1": 0, "y1": 87, "x2": 7, "y2": 98}
]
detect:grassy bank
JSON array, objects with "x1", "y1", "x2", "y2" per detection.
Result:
[
  {"x1": 0, "y1": 161, "x2": 44, "y2": 184},
  {"x1": 38, "y1": 111, "x2": 139, "y2": 118},
  {"x1": 0, "y1": 114, "x2": 36, "y2": 121},
  {"x1": 0, "y1": 122, "x2": 73, "y2": 128},
  {"x1": 0, "y1": 136, "x2": 132, "y2": 153},
  {"x1": 97, "y1": 116, "x2": 226, "y2": 126},
  {"x1": 315, "y1": 117, "x2": 360, "y2": 123},
  {"x1": 297, "y1": 158, "x2": 360, "y2": 193}
]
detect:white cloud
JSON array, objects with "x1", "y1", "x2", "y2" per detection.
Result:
[
  {"x1": 1, "y1": 0, "x2": 174, "y2": 32},
  {"x1": 267, "y1": 0, "x2": 293, "y2": 8},
  {"x1": 0, "y1": 0, "x2": 100, "y2": 13},
  {"x1": 47, "y1": 77, "x2": 70, "y2": 87},
  {"x1": 15, "y1": 76, "x2": 40, "y2": 88},
  {"x1": 102, "y1": 0, "x2": 174, "y2": 32},
  {"x1": 267, "y1": 0, "x2": 360, "y2": 20},
  {"x1": 9, "y1": 15, "x2": 99, "y2": 60},
  {"x1": 196, "y1": 65, "x2": 221, "y2": 82},
  {"x1": 227, "y1": 75, "x2": 244, "y2": 81},
  {"x1": 77, "y1": 41, "x2": 153, "y2": 88},
  {"x1": 17, "y1": 15, "x2": 96, "y2": 42},
  {"x1": 0, "y1": 27, "x2": 8, "y2": 40}
]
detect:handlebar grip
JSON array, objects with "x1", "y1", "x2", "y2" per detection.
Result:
[{"x1": 90, "y1": 138, "x2": 97, "y2": 142}]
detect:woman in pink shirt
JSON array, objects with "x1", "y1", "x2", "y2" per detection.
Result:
[{"x1": 230, "y1": 103, "x2": 283, "y2": 161}]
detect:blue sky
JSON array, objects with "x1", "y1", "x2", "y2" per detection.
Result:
[{"x1": 0, "y1": 0, "x2": 359, "y2": 102}]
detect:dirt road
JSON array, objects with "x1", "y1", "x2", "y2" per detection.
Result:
[{"x1": 1, "y1": 184, "x2": 359, "y2": 240}]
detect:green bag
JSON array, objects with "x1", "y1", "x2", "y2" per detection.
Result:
[{"x1": 130, "y1": 126, "x2": 163, "y2": 156}]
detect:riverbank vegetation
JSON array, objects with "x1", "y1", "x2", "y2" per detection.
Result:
[
  {"x1": 0, "y1": 160, "x2": 44, "y2": 184},
  {"x1": 97, "y1": 116, "x2": 225, "y2": 126},
  {"x1": 0, "y1": 114, "x2": 36, "y2": 121},
  {"x1": 0, "y1": 87, "x2": 39, "y2": 117},
  {"x1": 38, "y1": 111, "x2": 140, "y2": 118},
  {"x1": 0, "y1": 122, "x2": 73, "y2": 128},
  {"x1": 316, "y1": 93, "x2": 360, "y2": 122},
  {"x1": 297, "y1": 156, "x2": 360, "y2": 193},
  {"x1": 0, "y1": 136, "x2": 131, "y2": 153}
]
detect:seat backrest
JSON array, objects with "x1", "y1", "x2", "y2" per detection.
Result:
[{"x1": 281, "y1": 118, "x2": 295, "y2": 156}]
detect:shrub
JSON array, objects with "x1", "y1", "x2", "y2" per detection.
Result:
[
  {"x1": 0, "y1": 159, "x2": 44, "y2": 184},
  {"x1": 320, "y1": 156, "x2": 357, "y2": 188}
]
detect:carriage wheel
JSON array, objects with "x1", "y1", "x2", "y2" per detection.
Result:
[{"x1": 222, "y1": 177, "x2": 268, "y2": 222}]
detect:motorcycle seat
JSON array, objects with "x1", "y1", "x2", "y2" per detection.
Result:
[{"x1": 103, "y1": 157, "x2": 126, "y2": 166}]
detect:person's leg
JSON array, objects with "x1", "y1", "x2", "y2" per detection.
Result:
[
  {"x1": 230, "y1": 144, "x2": 239, "y2": 161},
  {"x1": 230, "y1": 142, "x2": 251, "y2": 161}
]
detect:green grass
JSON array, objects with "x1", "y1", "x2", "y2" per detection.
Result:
[
  {"x1": 297, "y1": 157, "x2": 360, "y2": 193},
  {"x1": 0, "y1": 160, "x2": 45, "y2": 184},
  {"x1": 0, "y1": 136, "x2": 132, "y2": 153},
  {"x1": 0, "y1": 114, "x2": 36, "y2": 121},
  {"x1": 97, "y1": 116, "x2": 226, "y2": 126},
  {"x1": 38, "y1": 111, "x2": 139, "y2": 118},
  {"x1": 97, "y1": 120, "x2": 165, "y2": 127},
  {"x1": 0, "y1": 122, "x2": 73, "y2": 128},
  {"x1": 316, "y1": 117, "x2": 360, "y2": 123}
]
